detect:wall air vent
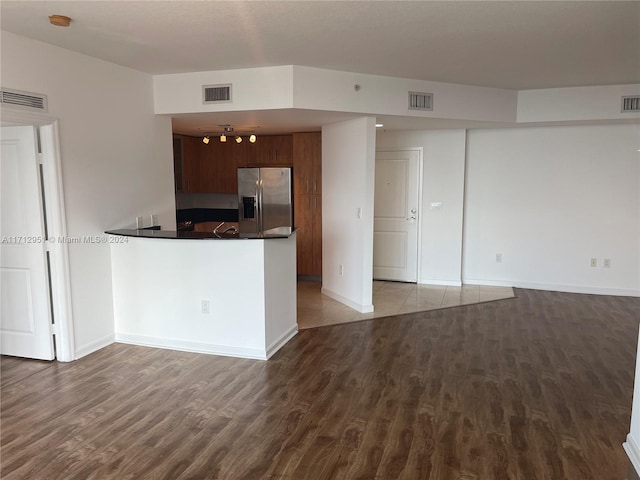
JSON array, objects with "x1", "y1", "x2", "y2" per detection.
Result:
[
  {"x1": 408, "y1": 91, "x2": 433, "y2": 111},
  {"x1": 622, "y1": 96, "x2": 640, "y2": 112},
  {"x1": 203, "y1": 84, "x2": 232, "y2": 104},
  {"x1": 0, "y1": 88, "x2": 48, "y2": 112}
]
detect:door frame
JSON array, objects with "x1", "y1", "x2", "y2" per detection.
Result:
[
  {"x1": 1, "y1": 106, "x2": 75, "y2": 361},
  {"x1": 374, "y1": 147, "x2": 424, "y2": 283}
]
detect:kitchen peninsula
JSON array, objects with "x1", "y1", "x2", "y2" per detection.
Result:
[{"x1": 107, "y1": 228, "x2": 297, "y2": 360}]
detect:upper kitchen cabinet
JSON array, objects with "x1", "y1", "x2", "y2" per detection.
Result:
[
  {"x1": 246, "y1": 135, "x2": 293, "y2": 167},
  {"x1": 178, "y1": 135, "x2": 205, "y2": 193},
  {"x1": 173, "y1": 135, "x2": 184, "y2": 192},
  {"x1": 198, "y1": 138, "x2": 247, "y2": 194},
  {"x1": 292, "y1": 132, "x2": 321, "y2": 195},
  {"x1": 174, "y1": 134, "x2": 247, "y2": 194}
]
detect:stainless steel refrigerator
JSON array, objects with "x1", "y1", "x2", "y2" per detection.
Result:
[{"x1": 238, "y1": 167, "x2": 293, "y2": 235}]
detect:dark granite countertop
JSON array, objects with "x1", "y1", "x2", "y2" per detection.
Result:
[{"x1": 105, "y1": 228, "x2": 295, "y2": 240}]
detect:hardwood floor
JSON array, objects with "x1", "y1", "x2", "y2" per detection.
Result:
[{"x1": 2, "y1": 289, "x2": 639, "y2": 479}]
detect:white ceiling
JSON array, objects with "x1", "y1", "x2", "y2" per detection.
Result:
[{"x1": 2, "y1": 1, "x2": 639, "y2": 134}]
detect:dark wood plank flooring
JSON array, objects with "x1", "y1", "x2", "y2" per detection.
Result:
[{"x1": 2, "y1": 288, "x2": 639, "y2": 479}]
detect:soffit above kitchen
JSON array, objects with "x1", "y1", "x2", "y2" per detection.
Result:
[{"x1": 1, "y1": 1, "x2": 638, "y2": 91}]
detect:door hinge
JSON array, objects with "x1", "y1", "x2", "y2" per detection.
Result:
[
  {"x1": 37, "y1": 153, "x2": 44, "y2": 165},
  {"x1": 50, "y1": 323, "x2": 59, "y2": 336}
]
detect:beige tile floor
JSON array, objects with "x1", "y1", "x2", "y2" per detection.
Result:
[{"x1": 297, "y1": 280, "x2": 515, "y2": 330}]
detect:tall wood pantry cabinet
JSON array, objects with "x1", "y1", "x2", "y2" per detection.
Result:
[{"x1": 293, "y1": 132, "x2": 322, "y2": 277}]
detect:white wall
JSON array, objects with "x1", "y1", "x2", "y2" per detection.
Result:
[
  {"x1": 294, "y1": 66, "x2": 518, "y2": 123},
  {"x1": 111, "y1": 235, "x2": 297, "y2": 360},
  {"x1": 153, "y1": 64, "x2": 517, "y2": 123},
  {"x1": 112, "y1": 237, "x2": 265, "y2": 358},
  {"x1": 264, "y1": 236, "x2": 297, "y2": 355},
  {"x1": 376, "y1": 129, "x2": 467, "y2": 285},
  {"x1": 154, "y1": 66, "x2": 294, "y2": 114},
  {"x1": 1, "y1": 32, "x2": 176, "y2": 358},
  {"x1": 517, "y1": 84, "x2": 640, "y2": 123},
  {"x1": 463, "y1": 124, "x2": 640, "y2": 296},
  {"x1": 322, "y1": 117, "x2": 377, "y2": 312}
]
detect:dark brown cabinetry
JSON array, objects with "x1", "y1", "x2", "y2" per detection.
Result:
[
  {"x1": 174, "y1": 131, "x2": 322, "y2": 276},
  {"x1": 175, "y1": 134, "x2": 246, "y2": 194},
  {"x1": 246, "y1": 135, "x2": 293, "y2": 167},
  {"x1": 179, "y1": 135, "x2": 203, "y2": 192},
  {"x1": 293, "y1": 132, "x2": 322, "y2": 277},
  {"x1": 197, "y1": 138, "x2": 247, "y2": 194},
  {"x1": 174, "y1": 134, "x2": 293, "y2": 194}
]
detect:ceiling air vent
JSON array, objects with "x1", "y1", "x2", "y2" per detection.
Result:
[
  {"x1": 203, "y1": 84, "x2": 232, "y2": 104},
  {"x1": 0, "y1": 88, "x2": 48, "y2": 112},
  {"x1": 621, "y1": 96, "x2": 640, "y2": 112},
  {"x1": 408, "y1": 91, "x2": 433, "y2": 111}
]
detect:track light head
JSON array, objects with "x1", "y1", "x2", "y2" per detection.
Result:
[
  {"x1": 202, "y1": 135, "x2": 210, "y2": 145},
  {"x1": 220, "y1": 134, "x2": 227, "y2": 143},
  {"x1": 249, "y1": 134, "x2": 257, "y2": 143},
  {"x1": 235, "y1": 136, "x2": 242, "y2": 144}
]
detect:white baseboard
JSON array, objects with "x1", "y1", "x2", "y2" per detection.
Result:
[
  {"x1": 462, "y1": 278, "x2": 640, "y2": 297},
  {"x1": 321, "y1": 287, "x2": 374, "y2": 313},
  {"x1": 266, "y1": 324, "x2": 298, "y2": 359},
  {"x1": 74, "y1": 333, "x2": 115, "y2": 360},
  {"x1": 418, "y1": 279, "x2": 463, "y2": 287},
  {"x1": 115, "y1": 333, "x2": 268, "y2": 360},
  {"x1": 624, "y1": 434, "x2": 640, "y2": 477}
]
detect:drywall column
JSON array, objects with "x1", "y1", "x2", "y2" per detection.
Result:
[
  {"x1": 321, "y1": 117, "x2": 376, "y2": 312},
  {"x1": 376, "y1": 129, "x2": 467, "y2": 285}
]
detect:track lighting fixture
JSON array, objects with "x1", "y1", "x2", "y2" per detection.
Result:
[{"x1": 200, "y1": 125, "x2": 258, "y2": 145}]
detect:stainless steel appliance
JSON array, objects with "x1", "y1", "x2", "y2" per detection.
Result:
[{"x1": 238, "y1": 167, "x2": 292, "y2": 235}]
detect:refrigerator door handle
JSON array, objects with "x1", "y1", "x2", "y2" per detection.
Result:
[
  {"x1": 255, "y1": 179, "x2": 261, "y2": 233},
  {"x1": 258, "y1": 178, "x2": 264, "y2": 233}
]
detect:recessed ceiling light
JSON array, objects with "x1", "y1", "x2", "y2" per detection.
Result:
[
  {"x1": 49, "y1": 15, "x2": 71, "y2": 27},
  {"x1": 375, "y1": 123, "x2": 384, "y2": 128}
]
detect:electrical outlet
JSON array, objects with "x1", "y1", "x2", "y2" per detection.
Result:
[
  {"x1": 495, "y1": 253, "x2": 502, "y2": 263},
  {"x1": 591, "y1": 258, "x2": 597, "y2": 268},
  {"x1": 339, "y1": 265, "x2": 344, "y2": 276},
  {"x1": 201, "y1": 300, "x2": 210, "y2": 314},
  {"x1": 603, "y1": 258, "x2": 611, "y2": 268}
]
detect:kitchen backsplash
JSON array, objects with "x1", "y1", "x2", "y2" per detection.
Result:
[{"x1": 175, "y1": 193, "x2": 238, "y2": 210}]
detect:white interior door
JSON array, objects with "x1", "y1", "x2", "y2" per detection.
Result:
[
  {"x1": 1, "y1": 125, "x2": 55, "y2": 360},
  {"x1": 373, "y1": 149, "x2": 420, "y2": 282}
]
